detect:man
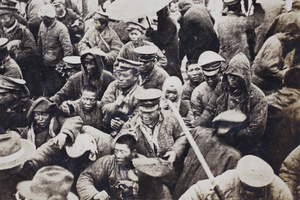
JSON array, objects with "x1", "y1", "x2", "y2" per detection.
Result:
[
  {"x1": 19, "y1": 97, "x2": 60, "y2": 148},
  {"x1": 78, "y1": 11, "x2": 123, "y2": 72},
  {"x1": 217, "y1": 0, "x2": 265, "y2": 62},
  {"x1": 133, "y1": 46, "x2": 169, "y2": 90},
  {"x1": 25, "y1": 0, "x2": 45, "y2": 41},
  {"x1": 173, "y1": 110, "x2": 242, "y2": 199},
  {"x1": 146, "y1": 6, "x2": 182, "y2": 80},
  {"x1": 37, "y1": 4, "x2": 73, "y2": 96},
  {"x1": 0, "y1": 37, "x2": 22, "y2": 78},
  {"x1": 252, "y1": 23, "x2": 300, "y2": 95},
  {"x1": 181, "y1": 63, "x2": 203, "y2": 104},
  {"x1": 60, "y1": 84, "x2": 105, "y2": 131},
  {"x1": 180, "y1": 155, "x2": 293, "y2": 199},
  {"x1": 119, "y1": 88, "x2": 187, "y2": 189},
  {"x1": 177, "y1": 0, "x2": 219, "y2": 64},
  {"x1": 0, "y1": 131, "x2": 35, "y2": 200},
  {"x1": 0, "y1": 75, "x2": 32, "y2": 133},
  {"x1": 50, "y1": 48, "x2": 115, "y2": 105},
  {"x1": 52, "y1": 0, "x2": 81, "y2": 46},
  {"x1": 0, "y1": 6, "x2": 38, "y2": 96},
  {"x1": 101, "y1": 57, "x2": 142, "y2": 135},
  {"x1": 191, "y1": 51, "x2": 224, "y2": 123},
  {"x1": 118, "y1": 21, "x2": 167, "y2": 69},
  {"x1": 261, "y1": 66, "x2": 300, "y2": 174},
  {"x1": 77, "y1": 134, "x2": 171, "y2": 200},
  {"x1": 280, "y1": 145, "x2": 300, "y2": 200},
  {"x1": 17, "y1": 165, "x2": 78, "y2": 200},
  {"x1": 195, "y1": 53, "x2": 267, "y2": 156}
]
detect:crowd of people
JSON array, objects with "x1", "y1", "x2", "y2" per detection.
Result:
[{"x1": 0, "y1": 0, "x2": 300, "y2": 199}]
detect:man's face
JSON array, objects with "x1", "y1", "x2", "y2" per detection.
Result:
[
  {"x1": 165, "y1": 88, "x2": 178, "y2": 102},
  {"x1": 0, "y1": 14, "x2": 15, "y2": 28},
  {"x1": 187, "y1": 64, "x2": 202, "y2": 83},
  {"x1": 138, "y1": 60, "x2": 154, "y2": 74},
  {"x1": 54, "y1": 3, "x2": 65, "y2": 17},
  {"x1": 66, "y1": 68, "x2": 80, "y2": 79},
  {"x1": 227, "y1": 74, "x2": 242, "y2": 88},
  {"x1": 139, "y1": 107, "x2": 160, "y2": 126},
  {"x1": 116, "y1": 69, "x2": 137, "y2": 89},
  {"x1": 204, "y1": 73, "x2": 221, "y2": 88},
  {"x1": 33, "y1": 111, "x2": 51, "y2": 129},
  {"x1": 129, "y1": 30, "x2": 142, "y2": 45},
  {"x1": 83, "y1": 55, "x2": 97, "y2": 76},
  {"x1": 41, "y1": 16, "x2": 55, "y2": 27},
  {"x1": 240, "y1": 182, "x2": 266, "y2": 199},
  {"x1": 0, "y1": 91, "x2": 15, "y2": 106},
  {"x1": 114, "y1": 143, "x2": 133, "y2": 165},
  {"x1": 93, "y1": 17, "x2": 107, "y2": 32},
  {"x1": 80, "y1": 90, "x2": 97, "y2": 112}
]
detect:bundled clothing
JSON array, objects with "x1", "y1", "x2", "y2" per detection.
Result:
[
  {"x1": 50, "y1": 50, "x2": 115, "y2": 105},
  {"x1": 195, "y1": 53, "x2": 267, "y2": 155},
  {"x1": 174, "y1": 127, "x2": 241, "y2": 199},
  {"x1": 279, "y1": 145, "x2": 300, "y2": 200}
]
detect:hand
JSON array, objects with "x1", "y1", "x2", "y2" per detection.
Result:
[
  {"x1": 111, "y1": 118, "x2": 125, "y2": 131},
  {"x1": 163, "y1": 151, "x2": 176, "y2": 164},
  {"x1": 60, "y1": 101, "x2": 74, "y2": 115},
  {"x1": 52, "y1": 133, "x2": 68, "y2": 149},
  {"x1": 93, "y1": 191, "x2": 110, "y2": 200}
]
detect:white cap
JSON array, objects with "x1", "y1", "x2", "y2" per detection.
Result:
[{"x1": 38, "y1": 5, "x2": 56, "y2": 18}]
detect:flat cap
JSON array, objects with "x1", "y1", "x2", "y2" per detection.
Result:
[
  {"x1": 126, "y1": 21, "x2": 146, "y2": 32},
  {"x1": 198, "y1": 51, "x2": 225, "y2": 76},
  {"x1": 116, "y1": 57, "x2": 143, "y2": 70},
  {"x1": 237, "y1": 155, "x2": 274, "y2": 188},
  {"x1": 0, "y1": 6, "x2": 17, "y2": 16},
  {"x1": 136, "y1": 88, "x2": 162, "y2": 112},
  {"x1": 0, "y1": 38, "x2": 8, "y2": 49},
  {"x1": 63, "y1": 56, "x2": 81, "y2": 69},
  {"x1": 0, "y1": 75, "x2": 26, "y2": 93},
  {"x1": 134, "y1": 46, "x2": 158, "y2": 62}
]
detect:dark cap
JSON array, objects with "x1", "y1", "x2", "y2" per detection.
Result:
[
  {"x1": 126, "y1": 21, "x2": 146, "y2": 33},
  {"x1": 136, "y1": 88, "x2": 162, "y2": 112},
  {"x1": 0, "y1": 6, "x2": 17, "y2": 16},
  {"x1": 0, "y1": 75, "x2": 26, "y2": 93},
  {"x1": 134, "y1": 46, "x2": 158, "y2": 62},
  {"x1": 116, "y1": 57, "x2": 143, "y2": 71},
  {"x1": 63, "y1": 56, "x2": 81, "y2": 69}
]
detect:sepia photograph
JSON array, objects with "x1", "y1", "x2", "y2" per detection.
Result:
[{"x1": 0, "y1": 0, "x2": 299, "y2": 199}]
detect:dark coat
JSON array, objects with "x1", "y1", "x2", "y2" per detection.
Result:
[
  {"x1": 262, "y1": 87, "x2": 300, "y2": 174},
  {"x1": 0, "y1": 56, "x2": 23, "y2": 79},
  {"x1": 139, "y1": 66, "x2": 169, "y2": 90},
  {"x1": 178, "y1": 4, "x2": 219, "y2": 63},
  {"x1": 196, "y1": 53, "x2": 267, "y2": 155},
  {"x1": 50, "y1": 51, "x2": 115, "y2": 105},
  {"x1": 174, "y1": 127, "x2": 241, "y2": 199},
  {"x1": 280, "y1": 145, "x2": 300, "y2": 200}
]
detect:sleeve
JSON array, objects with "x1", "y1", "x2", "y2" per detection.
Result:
[
  {"x1": 76, "y1": 157, "x2": 111, "y2": 200},
  {"x1": 16, "y1": 28, "x2": 36, "y2": 61},
  {"x1": 59, "y1": 116, "x2": 83, "y2": 143},
  {"x1": 104, "y1": 31, "x2": 123, "y2": 66},
  {"x1": 27, "y1": 1, "x2": 43, "y2": 27},
  {"x1": 37, "y1": 25, "x2": 42, "y2": 57},
  {"x1": 190, "y1": 87, "x2": 205, "y2": 119},
  {"x1": 155, "y1": 47, "x2": 168, "y2": 69},
  {"x1": 279, "y1": 146, "x2": 300, "y2": 200},
  {"x1": 244, "y1": 3, "x2": 265, "y2": 30},
  {"x1": 101, "y1": 82, "x2": 118, "y2": 115},
  {"x1": 49, "y1": 77, "x2": 76, "y2": 105},
  {"x1": 78, "y1": 27, "x2": 93, "y2": 53},
  {"x1": 58, "y1": 26, "x2": 73, "y2": 57},
  {"x1": 179, "y1": 179, "x2": 212, "y2": 200},
  {"x1": 171, "y1": 117, "x2": 188, "y2": 158}
]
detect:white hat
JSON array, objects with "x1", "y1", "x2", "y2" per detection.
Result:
[
  {"x1": 198, "y1": 51, "x2": 225, "y2": 76},
  {"x1": 237, "y1": 155, "x2": 274, "y2": 188},
  {"x1": 65, "y1": 133, "x2": 94, "y2": 158},
  {"x1": 38, "y1": 4, "x2": 56, "y2": 18}
]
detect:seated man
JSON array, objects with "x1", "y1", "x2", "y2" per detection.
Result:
[
  {"x1": 119, "y1": 88, "x2": 187, "y2": 189},
  {"x1": 101, "y1": 57, "x2": 142, "y2": 135},
  {"x1": 194, "y1": 53, "x2": 267, "y2": 156},
  {"x1": 0, "y1": 75, "x2": 32, "y2": 133},
  {"x1": 77, "y1": 134, "x2": 171, "y2": 200},
  {"x1": 50, "y1": 48, "x2": 115, "y2": 105},
  {"x1": 180, "y1": 155, "x2": 293, "y2": 200},
  {"x1": 133, "y1": 46, "x2": 169, "y2": 90},
  {"x1": 60, "y1": 84, "x2": 105, "y2": 131},
  {"x1": 0, "y1": 131, "x2": 35, "y2": 200},
  {"x1": 118, "y1": 21, "x2": 167, "y2": 69},
  {"x1": 78, "y1": 11, "x2": 123, "y2": 72}
]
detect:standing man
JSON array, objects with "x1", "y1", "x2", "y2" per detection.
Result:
[
  {"x1": 0, "y1": 6, "x2": 38, "y2": 97},
  {"x1": 78, "y1": 11, "x2": 123, "y2": 73},
  {"x1": 191, "y1": 51, "x2": 225, "y2": 123},
  {"x1": 133, "y1": 46, "x2": 169, "y2": 90},
  {"x1": 25, "y1": 0, "x2": 45, "y2": 41},
  {"x1": 177, "y1": 0, "x2": 219, "y2": 64},
  {"x1": 37, "y1": 4, "x2": 73, "y2": 96}
]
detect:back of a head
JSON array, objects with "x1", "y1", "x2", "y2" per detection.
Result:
[
  {"x1": 116, "y1": 134, "x2": 137, "y2": 152},
  {"x1": 284, "y1": 65, "x2": 300, "y2": 89}
]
